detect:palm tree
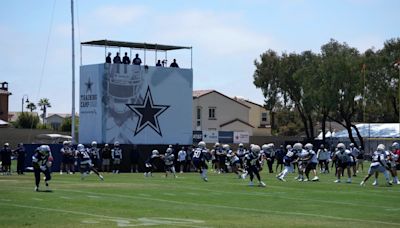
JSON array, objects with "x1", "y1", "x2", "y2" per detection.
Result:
[
  {"x1": 26, "y1": 102, "x2": 37, "y2": 112},
  {"x1": 38, "y1": 98, "x2": 51, "y2": 124}
]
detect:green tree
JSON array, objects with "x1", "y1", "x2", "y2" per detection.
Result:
[
  {"x1": 16, "y1": 112, "x2": 39, "y2": 129},
  {"x1": 38, "y1": 98, "x2": 51, "y2": 124},
  {"x1": 26, "y1": 102, "x2": 37, "y2": 112},
  {"x1": 60, "y1": 116, "x2": 79, "y2": 132}
]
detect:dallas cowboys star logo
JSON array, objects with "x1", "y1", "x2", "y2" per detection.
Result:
[
  {"x1": 85, "y1": 77, "x2": 93, "y2": 93},
  {"x1": 126, "y1": 86, "x2": 170, "y2": 136}
]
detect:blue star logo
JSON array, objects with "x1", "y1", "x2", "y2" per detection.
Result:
[
  {"x1": 126, "y1": 86, "x2": 170, "y2": 136},
  {"x1": 85, "y1": 77, "x2": 93, "y2": 94}
]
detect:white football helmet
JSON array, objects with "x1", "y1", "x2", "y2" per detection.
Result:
[
  {"x1": 305, "y1": 143, "x2": 313, "y2": 150},
  {"x1": 239, "y1": 143, "x2": 244, "y2": 148},
  {"x1": 293, "y1": 143, "x2": 303, "y2": 151},
  {"x1": 39, "y1": 145, "x2": 50, "y2": 155},
  {"x1": 261, "y1": 144, "x2": 269, "y2": 151},
  {"x1": 91, "y1": 141, "x2": 97, "y2": 147},
  {"x1": 251, "y1": 145, "x2": 261, "y2": 155},
  {"x1": 166, "y1": 148, "x2": 173, "y2": 154},
  {"x1": 152, "y1": 149, "x2": 159, "y2": 156},
  {"x1": 377, "y1": 144, "x2": 385, "y2": 151},
  {"x1": 77, "y1": 144, "x2": 85, "y2": 151},
  {"x1": 223, "y1": 144, "x2": 230, "y2": 150},
  {"x1": 337, "y1": 143, "x2": 346, "y2": 150},
  {"x1": 286, "y1": 145, "x2": 292, "y2": 150},
  {"x1": 114, "y1": 141, "x2": 120, "y2": 147},
  {"x1": 392, "y1": 142, "x2": 399, "y2": 149},
  {"x1": 198, "y1": 141, "x2": 206, "y2": 149}
]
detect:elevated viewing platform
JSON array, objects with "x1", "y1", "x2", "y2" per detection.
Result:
[{"x1": 79, "y1": 40, "x2": 193, "y2": 145}]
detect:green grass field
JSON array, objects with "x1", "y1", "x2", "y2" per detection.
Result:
[{"x1": 0, "y1": 168, "x2": 399, "y2": 228}]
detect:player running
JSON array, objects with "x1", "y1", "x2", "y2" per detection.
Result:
[
  {"x1": 144, "y1": 150, "x2": 161, "y2": 177},
  {"x1": 276, "y1": 143, "x2": 300, "y2": 182},
  {"x1": 244, "y1": 145, "x2": 266, "y2": 187},
  {"x1": 32, "y1": 145, "x2": 53, "y2": 191},
  {"x1": 76, "y1": 144, "x2": 104, "y2": 181},
  {"x1": 192, "y1": 141, "x2": 210, "y2": 181},
  {"x1": 360, "y1": 144, "x2": 392, "y2": 186},
  {"x1": 163, "y1": 147, "x2": 177, "y2": 178}
]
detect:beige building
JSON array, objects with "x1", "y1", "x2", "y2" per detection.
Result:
[
  {"x1": 192, "y1": 90, "x2": 271, "y2": 136},
  {"x1": 46, "y1": 113, "x2": 71, "y2": 130}
]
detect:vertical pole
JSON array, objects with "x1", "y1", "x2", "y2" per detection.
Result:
[
  {"x1": 71, "y1": 0, "x2": 76, "y2": 144},
  {"x1": 191, "y1": 47, "x2": 193, "y2": 69},
  {"x1": 21, "y1": 97, "x2": 24, "y2": 113}
]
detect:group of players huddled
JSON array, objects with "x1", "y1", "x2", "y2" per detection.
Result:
[{"x1": 18, "y1": 139, "x2": 400, "y2": 191}]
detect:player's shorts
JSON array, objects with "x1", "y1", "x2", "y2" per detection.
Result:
[
  {"x1": 337, "y1": 162, "x2": 348, "y2": 169},
  {"x1": 284, "y1": 164, "x2": 294, "y2": 173},
  {"x1": 113, "y1": 158, "x2": 121, "y2": 165},
  {"x1": 62, "y1": 156, "x2": 69, "y2": 163},
  {"x1": 307, "y1": 162, "x2": 317, "y2": 170},
  {"x1": 368, "y1": 165, "x2": 386, "y2": 175},
  {"x1": 165, "y1": 164, "x2": 174, "y2": 172},
  {"x1": 102, "y1": 159, "x2": 110, "y2": 166},
  {"x1": 193, "y1": 159, "x2": 207, "y2": 170},
  {"x1": 68, "y1": 157, "x2": 75, "y2": 164}
]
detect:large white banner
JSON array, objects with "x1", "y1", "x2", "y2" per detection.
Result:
[
  {"x1": 79, "y1": 64, "x2": 193, "y2": 145},
  {"x1": 202, "y1": 130, "x2": 218, "y2": 144},
  {"x1": 234, "y1": 131, "x2": 250, "y2": 144}
]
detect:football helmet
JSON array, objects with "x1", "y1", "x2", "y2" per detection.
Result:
[{"x1": 198, "y1": 141, "x2": 206, "y2": 149}]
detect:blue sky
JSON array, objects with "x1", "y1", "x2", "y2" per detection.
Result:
[{"x1": 1, "y1": 0, "x2": 399, "y2": 114}]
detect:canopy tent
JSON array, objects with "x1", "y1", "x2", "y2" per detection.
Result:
[
  {"x1": 0, "y1": 119, "x2": 9, "y2": 127},
  {"x1": 81, "y1": 40, "x2": 191, "y2": 51},
  {"x1": 80, "y1": 39, "x2": 193, "y2": 68},
  {"x1": 316, "y1": 123, "x2": 400, "y2": 139}
]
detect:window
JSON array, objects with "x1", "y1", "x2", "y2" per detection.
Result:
[
  {"x1": 196, "y1": 120, "x2": 201, "y2": 127},
  {"x1": 261, "y1": 112, "x2": 267, "y2": 122},
  {"x1": 196, "y1": 107, "x2": 201, "y2": 120},
  {"x1": 208, "y1": 107, "x2": 216, "y2": 120}
]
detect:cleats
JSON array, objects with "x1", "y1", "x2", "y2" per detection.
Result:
[
  {"x1": 259, "y1": 181, "x2": 266, "y2": 187},
  {"x1": 334, "y1": 179, "x2": 341, "y2": 183},
  {"x1": 312, "y1": 176, "x2": 319, "y2": 181},
  {"x1": 360, "y1": 181, "x2": 365, "y2": 187}
]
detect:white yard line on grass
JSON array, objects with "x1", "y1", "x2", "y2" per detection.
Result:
[
  {"x1": 58, "y1": 189, "x2": 400, "y2": 227},
  {"x1": 0, "y1": 202, "x2": 208, "y2": 228}
]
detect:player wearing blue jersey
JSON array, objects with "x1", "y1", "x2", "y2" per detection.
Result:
[
  {"x1": 276, "y1": 143, "x2": 301, "y2": 182},
  {"x1": 192, "y1": 141, "x2": 210, "y2": 181},
  {"x1": 32, "y1": 145, "x2": 53, "y2": 191},
  {"x1": 144, "y1": 150, "x2": 161, "y2": 177},
  {"x1": 244, "y1": 145, "x2": 266, "y2": 187},
  {"x1": 76, "y1": 144, "x2": 104, "y2": 181}
]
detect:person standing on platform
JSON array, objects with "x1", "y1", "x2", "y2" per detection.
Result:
[
  {"x1": 122, "y1": 52, "x2": 130, "y2": 64},
  {"x1": 106, "y1": 52, "x2": 112, "y2": 63},
  {"x1": 113, "y1": 52, "x2": 121, "y2": 64},
  {"x1": 14, "y1": 143, "x2": 26, "y2": 175},
  {"x1": 132, "y1": 53, "x2": 142, "y2": 65},
  {"x1": 170, "y1": 59, "x2": 179, "y2": 68},
  {"x1": 156, "y1": 60, "x2": 162, "y2": 67},
  {"x1": 102, "y1": 144, "x2": 112, "y2": 172},
  {"x1": 130, "y1": 145, "x2": 140, "y2": 173}
]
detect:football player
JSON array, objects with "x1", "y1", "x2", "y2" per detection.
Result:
[
  {"x1": 112, "y1": 141, "x2": 123, "y2": 174},
  {"x1": 349, "y1": 143, "x2": 359, "y2": 177},
  {"x1": 262, "y1": 143, "x2": 275, "y2": 173},
  {"x1": 210, "y1": 143, "x2": 220, "y2": 173},
  {"x1": 60, "y1": 141, "x2": 73, "y2": 174},
  {"x1": 332, "y1": 143, "x2": 352, "y2": 183},
  {"x1": 276, "y1": 143, "x2": 300, "y2": 182},
  {"x1": 163, "y1": 147, "x2": 177, "y2": 178},
  {"x1": 244, "y1": 145, "x2": 266, "y2": 187},
  {"x1": 88, "y1": 141, "x2": 101, "y2": 170},
  {"x1": 225, "y1": 144, "x2": 244, "y2": 178},
  {"x1": 76, "y1": 144, "x2": 104, "y2": 181},
  {"x1": 192, "y1": 141, "x2": 210, "y2": 181},
  {"x1": 360, "y1": 144, "x2": 392, "y2": 186},
  {"x1": 144, "y1": 150, "x2": 161, "y2": 177},
  {"x1": 216, "y1": 143, "x2": 227, "y2": 173},
  {"x1": 236, "y1": 143, "x2": 247, "y2": 169},
  {"x1": 32, "y1": 145, "x2": 53, "y2": 191},
  {"x1": 303, "y1": 143, "x2": 319, "y2": 182}
]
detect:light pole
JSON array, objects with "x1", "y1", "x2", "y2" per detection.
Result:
[
  {"x1": 21, "y1": 95, "x2": 29, "y2": 113},
  {"x1": 395, "y1": 60, "x2": 400, "y2": 137}
]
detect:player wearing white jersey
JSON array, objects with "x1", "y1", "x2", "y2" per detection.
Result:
[
  {"x1": 163, "y1": 147, "x2": 177, "y2": 178},
  {"x1": 360, "y1": 144, "x2": 392, "y2": 186},
  {"x1": 303, "y1": 143, "x2": 319, "y2": 182},
  {"x1": 332, "y1": 143, "x2": 352, "y2": 183}
]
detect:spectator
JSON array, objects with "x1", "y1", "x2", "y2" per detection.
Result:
[
  {"x1": 113, "y1": 52, "x2": 122, "y2": 64},
  {"x1": 177, "y1": 147, "x2": 187, "y2": 173},
  {"x1": 170, "y1": 59, "x2": 179, "y2": 68},
  {"x1": 102, "y1": 144, "x2": 112, "y2": 172},
  {"x1": 132, "y1": 53, "x2": 142, "y2": 65},
  {"x1": 156, "y1": 60, "x2": 162, "y2": 67},
  {"x1": 106, "y1": 52, "x2": 112, "y2": 63},
  {"x1": 14, "y1": 143, "x2": 26, "y2": 175},
  {"x1": 122, "y1": 52, "x2": 130, "y2": 64},
  {"x1": 186, "y1": 146, "x2": 194, "y2": 172},
  {"x1": 1, "y1": 143, "x2": 12, "y2": 175},
  {"x1": 130, "y1": 145, "x2": 140, "y2": 173}
]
